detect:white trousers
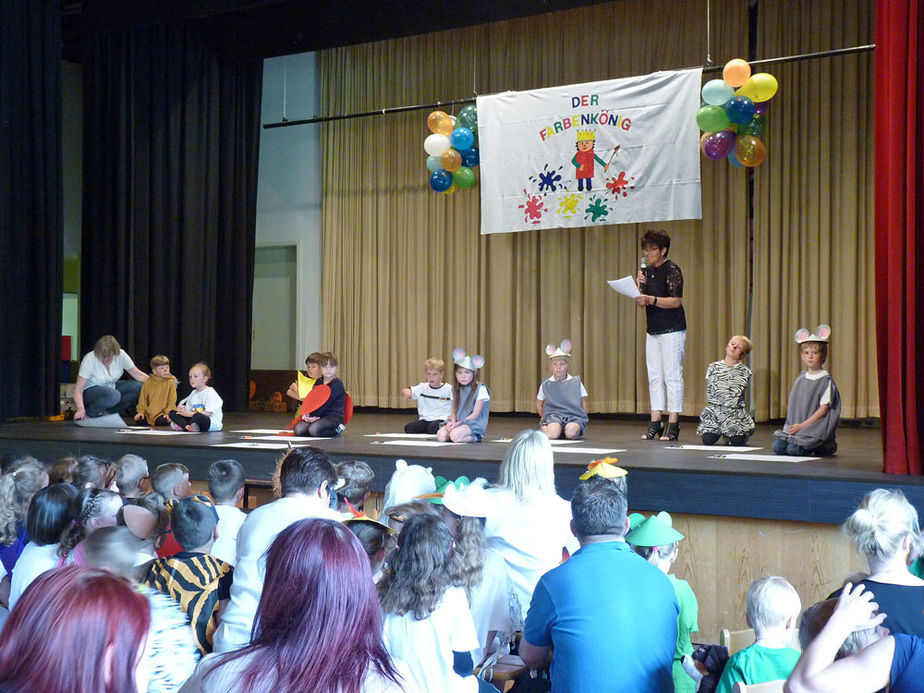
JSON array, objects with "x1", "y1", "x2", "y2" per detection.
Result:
[{"x1": 646, "y1": 330, "x2": 686, "y2": 413}]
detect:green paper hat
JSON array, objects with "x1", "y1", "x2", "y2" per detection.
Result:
[
  {"x1": 628, "y1": 512, "x2": 646, "y2": 532},
  {"x1": 418, "y1": 475, "x2": 470, "y2": 505},
  {"x1": 626, "y1": 511, "x2": 684, "y2": 547}
]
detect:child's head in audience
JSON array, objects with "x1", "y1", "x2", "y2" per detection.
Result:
[
  {"x1": 0, "y1": 565, "x2": 151, "y2": 693},
  {"x1": 150, "y1": 354, "x2": 171, "y2": 378},
  {"x1": 150, "y1": 462, "x2": 192, "y2": 502},
  {"x1": 497, "y1": 428, "x2": 557, "y2": 500},
  {"x1": 798, "y1": 597, "x2": 886, "y2": 659},
  {"x1": 171, "y1": 495, "x2": 219, "y2": 552},
  {"x1": 118, "y1": 496, "x2": 168, "y2": 559},
  {"x1": 73, "y1": 454, "x2": 116, "y2": 490},
  {"x1": 626, "y1": 511, "x2": 684, "y2": 575},
  {"x1": 115, "y1": 454, "x2": 149, "y2": 498},
  {"x1": 26, "y1": 483, "x2": 78, "y2": 546},
  {"x1": 0, "y1": 459, "x2": 49, "y2": 543},
  {"x1": 58, "y1": 488, "x2": 124, "y2": 560},
  {"x1": 0, "y1": 453, "x2": 39, "y2": 475},
  {"x1": 441, "y1": 478, "x2": 492, "y2": 599},
  {"x1": 346, "y1": 517, "x2": 396, "y2": 580},
  {"x1": 335, "y1": 460, "x2": 374, "y2": 514},
  {"x1": 305, "y1": 351, "x2": 324, "y2": 380},
  {"x1": 842, "y1": 488, "x2": 923, "y2": 566},
  {"x1": 746, "y1": 575, "x2": 802, "y2": 640},
  {"x1": 208, "y1": 458, "x2": 245, "y2": 506},
  {"x1": 49, "y1": 456, "x2": 78, "y2": 484},
  {"x1": 83, "y1": 525, "x2": 148, "y2": 582},
  {"x1": 378, "y1": 512, "x2": 460, "y2": 620},
  {"x1": 383, "y1": 499, "x2": 439, "y2": 533},
  {"x1": 424, "y1": 357, "x2": 445, "y2": 387}
]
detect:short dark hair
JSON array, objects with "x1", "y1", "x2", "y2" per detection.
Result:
[
  {"x1": 171, "y1": 497, "x2": 219, "y2": 550},
  {"x1": 279, "y1": 447, "x2": 337, "y2": 496},
  {"x1": 26, "y1": 484, "x2": 78, "y2": 545},
  {"x1": 336, "y1": 460, "x2": 374, "y2": 505},
  {"x1": 208, "y1": 459, "x2": 246, "y2": 503},
  {"x1": 571, "y1": 476, "x2": 628, "y2": 538},
  {"x1": 640, "y1": 228, "x2": 671, "y2": 255}
]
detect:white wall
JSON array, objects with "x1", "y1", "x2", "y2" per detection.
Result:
[{"x1": 255, "y1": 52, "x2": 323, "y2": 368}]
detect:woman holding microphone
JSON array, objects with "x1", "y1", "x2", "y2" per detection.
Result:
[{"x1": 635, "y1": 229, "x2": 686, "y2": 441}]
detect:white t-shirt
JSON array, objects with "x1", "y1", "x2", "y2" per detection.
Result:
[
  {"x1": 211, "y1": 504, "x2": 247, "y2": 567},
  {"x1": 535, "y1": 374, "x2": 589, "y2": 400},
  {"x1": 212, "y1": 496, "x2": 342, "y2": 653},
  {"x1": 382, "y1": 586, "x2": 480, "y2": 693},
  {"x1": 78, "y1": 349, "x2": 136, "y2": 388},
  {"x1": 408, "y1": 382, "x2": 453, "y2": 421},
  {"x1": 179, "y1": 386, "x2": 224, "y2": 430},
  {"x1": 470, "y1": 547, "x2": 515, "y2": 665},
  {"x1": 805, "y1": 369, "x2": 833, "y2": 404},
  {"x1": 483, "y1": 488, "x2": 578, "y2": 623},
  {"x1": 9, "y1": 542, "x2": 61, "y2": 611}
]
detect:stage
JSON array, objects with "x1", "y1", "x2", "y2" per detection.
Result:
[{"x1": 1, "y1": 411, "x2": 918, "y2": 525}]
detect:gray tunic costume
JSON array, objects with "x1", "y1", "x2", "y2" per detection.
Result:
[
  {"x1": 540, "y1": 376, "x2": 589, "y2": 431},
  {"x1": 773, "y1": 372, "x2": 841, "y2": 450}
]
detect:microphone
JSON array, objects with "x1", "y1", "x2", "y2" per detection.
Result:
[{"x1": 639, "y1": 256, "x2": 648, "y2": 284}]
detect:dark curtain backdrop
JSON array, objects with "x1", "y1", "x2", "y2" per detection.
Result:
[
  {"x1": 0, "y1": 0, "x2": 63, "y2": 419},
  {"x1": 875, "y1": 0, "x2": 924, "y2": 474},
  {"x1": 81, "y1": 22, "x2": 261, "y2": 411}
]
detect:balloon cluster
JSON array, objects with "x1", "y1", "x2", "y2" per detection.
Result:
[
  {"x1": 423, "y1": 105, "x2": 480, "y2": 194},
  {"x1": 696, "y1": 58, "x2": 778, "y2": 167}
]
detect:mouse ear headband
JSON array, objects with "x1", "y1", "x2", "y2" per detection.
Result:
[
  {"x1": 452, "y1": 347, "x2": 484, "y2": 371},
  {"x1": 545, "y1": 339, "x2": 573, "y2": 360},
  {"x1": 794, "y1": 324, "x2": 831, "y2": 344}
]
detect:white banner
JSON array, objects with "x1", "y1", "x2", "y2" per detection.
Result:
[{"x1": 477, "y1": 69, "x2": 703, "y2": 234}]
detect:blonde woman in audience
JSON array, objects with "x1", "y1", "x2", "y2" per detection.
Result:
[
  {"x1": 832, "y1": 488, "x2": 924, "y2": 636},
  {"x1": 483, "y1": 429, "x2": 578, "y2": 622}
]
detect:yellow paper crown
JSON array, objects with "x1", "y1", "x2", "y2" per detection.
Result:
[
  {"x1": 579, "y1": 457, "x2": 628, "y2": 480},
  {"x1": 576, "y1": 129, "x2": 596, "y2": 142}
]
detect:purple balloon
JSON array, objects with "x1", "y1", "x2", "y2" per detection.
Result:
[
  {"x1": 754, "y1": 100, "x2": 770, "y2": 116},
  {"x1": 703, "y1": 131, "x2": 736, "y2": 160}
]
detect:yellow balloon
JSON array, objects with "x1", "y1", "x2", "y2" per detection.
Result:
[
  {"x1": 745, "y1": 73, "x2": 778, "y2": 102},
  {"x1": 723, "y1": 58, "x2": 751, "y2": 88},
  {"x1": 427, "y1": 110, "x2": 449, "y2": 134},
  {"x1": 440, "y1": 149, "x2": 462, "y2": 172},
  {"x1": 443, "y1": 182, "x2": 459, "y2": 195}
]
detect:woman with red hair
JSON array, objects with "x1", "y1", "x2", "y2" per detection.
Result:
[
  {"x1": 0, "y1": 565, "x2": 150, "y2": 692},
  {"x1": 180, "y1": 518, "x2": 412, "y2": 692}
]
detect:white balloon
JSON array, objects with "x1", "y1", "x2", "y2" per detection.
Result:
[{"x1": 424, "y1": 133, "x2": 451, "y2": 156}]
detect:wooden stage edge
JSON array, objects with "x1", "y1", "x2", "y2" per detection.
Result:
[{"x1": 1, "y1": 411, "x2": 920, "y2": 525}]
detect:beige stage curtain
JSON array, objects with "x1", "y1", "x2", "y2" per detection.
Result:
[
  {"x1": 319, "y1": 0, "x2": 808, "y2": 417},
  {"x1": 751, "y1": 0, "x2": 877, "y2": 419}
]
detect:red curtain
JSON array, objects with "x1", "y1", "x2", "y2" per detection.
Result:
[{"x1": 875, "y1": 0, "x2": 924, "y2": 474}]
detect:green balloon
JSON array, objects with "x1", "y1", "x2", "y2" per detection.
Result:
[
  {"x1": 453, "y1": 166, "x2": 475, "y2": 189},
  {"x1": 737, "y1": 113, "x2": 768, "y2": 137},
  {"x1": 696, "y1": 104, "x2": 731, "y2": 133},
  {"x1": 458, "y1": 104, "x2": 478, "y2": 131}
]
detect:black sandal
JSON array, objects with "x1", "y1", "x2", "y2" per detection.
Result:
[
  {"x1": 660, "y1": 422, "x2": 680, "y2": 441},
  {"x1": 642, "y1": 421, "x2": 663, "y2": 440}
]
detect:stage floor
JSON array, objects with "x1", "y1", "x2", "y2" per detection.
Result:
[{"x1": 1, "y1": 412, "x2": 919, "y2": 524}]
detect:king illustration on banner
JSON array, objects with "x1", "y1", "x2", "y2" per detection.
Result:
[{"x1": 477, "y1": 68, "x2": 703, "y2": 235}]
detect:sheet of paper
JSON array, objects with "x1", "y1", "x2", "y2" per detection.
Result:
[
  {"x1": 115, "y1": 428, "x2": 197, "y2": 435},
  {"x1": 607, "y1": 276, "x2": 641, "y2": 299},
  {"x1": 666, "y1": 445, "x2": 762, "y2": 452},
  {"x1": 242, "y1": 435, "x2": 329, "y2": 442},
  {"x1": 76, "y1": 414, "x2": 133, "y2": 428},
  {"x1": 708, "y1": 453, "x2": 817, "y2": 463},
  {"x1": 363, "y1": 433, "x2": 438, "y2": 438},
  {"x1": 374, "y1": 440, "x2": 462, "y2": 447},
  {"x1": 552, "y1": 447, "x2": 626, "y2": 455},
  {"x1": 213, "y1": 442, "x2": 290, "y2": 450},
  {"x1": 489, "y1": 438, "x2": 582, "y2": 444},
  {"x1": 231, "y1": 429, "x2": 291, "y2": 435}
]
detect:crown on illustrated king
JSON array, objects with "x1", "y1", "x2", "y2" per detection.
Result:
[{"x1": 576, "y1": 130, "x2": 596, "y2": 142}]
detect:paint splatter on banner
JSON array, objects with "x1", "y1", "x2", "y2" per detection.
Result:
[{"x1": 477, "y1": 69, "x2": 703, "y2": 234}]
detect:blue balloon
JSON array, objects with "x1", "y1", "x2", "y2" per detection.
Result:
[
  {"x1": 725, "y1": 96, "x2": 756, "y2": 125},
  {"x1": 460, "y1": 147, "x2": 480, "y2": 167},
  {"x1": 727, "y1": 148, "x2": 745, "y2": 168},
  {"x1": 429, "y1": 169, "x2": 453, "y2": 192},
  {"x1": 450, "y1": 127, "x2": 474, "y2": 151},
  {"x1": 426, "y1": 155, "x2": 442, "y2": 172}
]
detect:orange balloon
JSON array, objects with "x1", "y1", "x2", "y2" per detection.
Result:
[
  {"x1": 428, "y1": 110, "x2": 449, "y2": 134},
  {"x1": 734, "y1": 135, "x2": 766, "y2": 167},
  {"x1": 434, "y1": 115, "x2": 454, "y2": 136},
  {"x1": 440, "y1": 149, "x2": 462, "y2": 172},
  {"x1": 723, "y1": 58, "x2": 751, "y2": 88}
]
